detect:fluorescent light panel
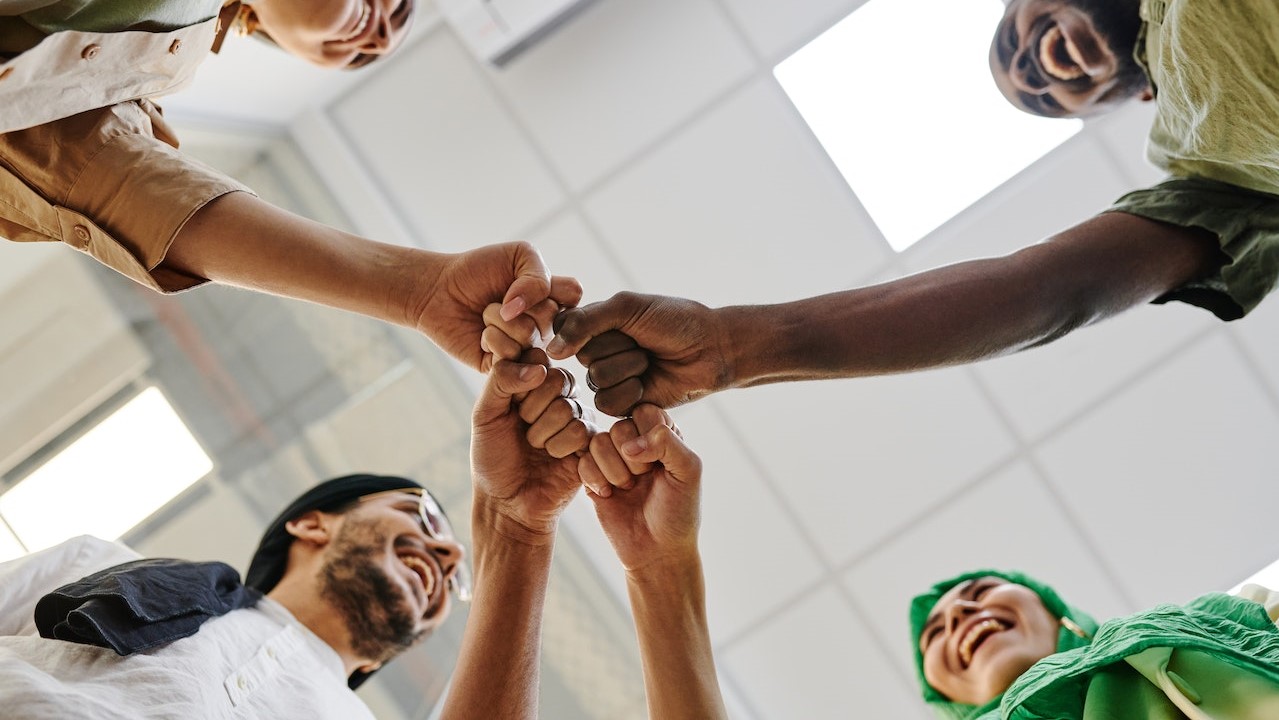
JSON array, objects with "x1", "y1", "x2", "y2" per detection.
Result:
[
  {"x1": 0, "y1": 387, "x2": 212, "y2": 555},
  {"x1": 774, "y1": 0, "x2": 1083, "y2": 251}
]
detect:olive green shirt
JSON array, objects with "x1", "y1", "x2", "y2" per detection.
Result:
[{"x1": 1108, "y1": 0, "x2": 1279, "y2": 320}]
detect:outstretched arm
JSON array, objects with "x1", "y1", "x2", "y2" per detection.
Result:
[
  {"x1": 581, "y1": 405, "x2": 727, "y2": 720},
  {"x1": 441, "y1": 349, "x2": 592, "y2": 720},
  {"x1": 165, "y1": 191, "x2": 581, "y2": 372},
  {"x1": 549, "y1": 212, "x2": 1221, "y2": 415}
]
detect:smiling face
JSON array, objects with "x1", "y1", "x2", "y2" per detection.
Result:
[
  {"x1": 989, "y1": 0, "x2": 1147, "y2": 118},
  {"x1": 318, "y1": 493, "x2": 463, "y2": 664},
  {"x1": 247, "y1": 0, "x2": 416, "y2": 69},
  {"x1": 918, "y1": 577, "x2": 1060, "y2": 706}
]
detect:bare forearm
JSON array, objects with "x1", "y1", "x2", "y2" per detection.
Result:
[
  {"x1": 165, "y1": 191, "x2": 442, "y2": 329},
  {"x1": 724, "y1": 213, "x2": 1220, "y2": 387},
  {"x1": 626, "y1": 553, "x2": 726, "y2": 720},
  {"x1": 440, "y1": 495, "x2": 555, "y2": 720}
]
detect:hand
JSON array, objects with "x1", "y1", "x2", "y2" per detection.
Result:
[
  {"x1": 546, "y1": 292, "x2": 731, "y2": 417},
  {"x1": 470, "y1": 349, "x2": 595, "y2": 544},
  {"x1": 413, "y1": 242, "x2": 582, "y2": 372},
  {"x1": 579, "y1": 405, "x2": 702, "y2": 572}
]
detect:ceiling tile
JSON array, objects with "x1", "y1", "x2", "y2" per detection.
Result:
[
  {"x1": 718, "y1": 0, "x2": 867, "y2": 60},
  {"x1": 330, "y1": 31, "x2": 563, "y2": 251},
  {"x1": 672, "y1": 400, "x2": 827, "y2": 643},
  {"x1": 1035, "y1": 333, "x2": 1279, "y2": 607},
  {"x1": 975, "y1": 302, "x2": 1215, "y2": 442},
  {"x1": 1228, "y1": 293, "x2": 1279, "y2": 400},
  {"x1": 487, "y1": 0, "x2": 754, "y2": 190},
  {"x1": 903, "y1": 136, "x2": 1134, "y2": 273},
  {"x1": 585, "y1": 78, "x2": 889, "y2": 307},
  {"x1": 845, "y1": 461, "x2": 1132, "y2": 677},
  {"x1": 721, "y1": 584, "x2": 929, "y2": 720},
  {"x1": 713, "y1": 368, "x2": 1016, "y2": 566}
]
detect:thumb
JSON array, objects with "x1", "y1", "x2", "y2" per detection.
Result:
[
  {"x1": 619, "y1": 424, "x2": 701, "y2": 487},
  {"x1": 500, "y1": 244, "x2": 582, "y2": 322},
  {"x1": 548, "y1": 292, "x2": 644, "y2": 360},
  {"x1": 474, "y1": 360, "x2": 547, "y2": 425}
]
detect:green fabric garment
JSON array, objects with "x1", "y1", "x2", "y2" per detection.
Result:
[
  {"x1": 0, "y1": 0, "x2": 219, "y2": 54},
  {"x1": 1106, "y1": 0, "x2": 1279, "y2": 321},
  {"x1": 909, "y1": 570, "x2": 1099, "y2": 720},
  {"x1": 1001, "y1": 593, "x2": 1279, "y2": 720},
  {"x1": 1109, "y1": 176, "x2": 1279, "y2": 320}
]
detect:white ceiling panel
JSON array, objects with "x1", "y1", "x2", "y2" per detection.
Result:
[
  {"x1": 846, "y1": 460, "x2": 1133, "y2": 677},
  {"x1": 975, "y1": 302, "x2": 1215, "y2": 442},
  {"x1": 1035, "y1": 333, "x2": 1279, "y2": 607},
  {"x1": 330, "y1": 30, "x2": 564, "y2": 251},
  {"x1": 721, "y1": 584, "x2": 929, "y2": 720},
  {"x1": 713, "y1": 369, "x2": 1016, "y2": 567},
  {"x1": 718, "y1": 0, "x2": 867, "y2": 60},
  {"x1": 584, "y1": 78, "x2": 889, "y2": 307},
  {"x1": 487, "y1": 0, "x2": 754, "y2": 190}
]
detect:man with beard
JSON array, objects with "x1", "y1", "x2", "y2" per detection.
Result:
[
  {"x1": 540, "y1": 0, "x2": 1279, "y2": 419},
  {"x1": 0, "y1": 352, "x2": 593, "y2": 718}
]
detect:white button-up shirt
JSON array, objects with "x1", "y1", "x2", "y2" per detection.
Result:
[{"x1": 0, "y1": 536, "x2": 376, "y2": 720}]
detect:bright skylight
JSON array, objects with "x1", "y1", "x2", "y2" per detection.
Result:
[
  {"x1": 0, "y1": 520, "x2": 24, "y2": 564},
  {"x1": 774, "y1": 0, "x2": 1083, "y2": 251},
  {"x1": 0, "y1": 387, "x2": 212, "y2": 555}
]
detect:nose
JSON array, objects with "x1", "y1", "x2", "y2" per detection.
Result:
[
  {"x1": 1009, "y1": 46, "x2": 1050, "y2": 95},
  {"x1": 426, "y1": 535, "x2": 465, "y2": 581},
  {"x1": 944, "y1": 598, "x2": 981, "y2": 634},
  {"x1": 360, "y1": 7, "x2": 394, "y2": 54}
]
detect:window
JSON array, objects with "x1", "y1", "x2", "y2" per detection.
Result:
[
  {"x1": 775, "y1": 0, "x2": 1083, "y2": 251},
  {"x1": 0, "y1": 387, "x2": 212, "y2": 559}
]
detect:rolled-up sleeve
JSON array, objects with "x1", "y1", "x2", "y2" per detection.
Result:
[
  {"x1": 0, "y1": 98, "x2": 253, "y2": 292},
  {"x1": 1107, "y1": 176, "x2": 1279, "y2": 320}
]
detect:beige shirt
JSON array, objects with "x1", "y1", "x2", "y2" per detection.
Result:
[
  {"x1": 0, "y1": 1, "x2": 251, "y2": 292},
  {"x1": 0, "y1": 536, "x2": 377, "y2": 720}
]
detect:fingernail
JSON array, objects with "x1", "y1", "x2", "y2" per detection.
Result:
[
  {"x1": 622, "y1": 437, "x2": 648, "y2": 455},
  {"x1": 500, "y1": 297, "x2": 526, "y2": 321},
  {"x1": 518, "y1": 364, "x2": 535, "y2": 380},
  {"x1": 597, "y1": 485, "x2": 612, "y2": 498},
  {"x1": 546, "y1": 337, "x2": 566, "y2": 356}
]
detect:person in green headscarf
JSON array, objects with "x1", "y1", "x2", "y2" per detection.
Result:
[{"x1": 911, "y1": 570, "x2": 1279, "y2": 719}]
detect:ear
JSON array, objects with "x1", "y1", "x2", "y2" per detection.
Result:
[
  {"x1": 284, "y1": 510, "x2": 336, "y2": 548},
  {"x1": 357, "y1": 661, "x2": 383, "y2": 674},
  {"x1": 1139, "y1": 88, "x2": 1154, "y2": 102}
]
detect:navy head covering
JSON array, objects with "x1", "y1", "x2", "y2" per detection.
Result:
[{"x1": 246, "y1": 473, "x2": 424, "y2": 689}]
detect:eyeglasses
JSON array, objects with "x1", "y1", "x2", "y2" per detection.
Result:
[{"x1": 357, "y1": 488, "x2": 472, "y2": 602}]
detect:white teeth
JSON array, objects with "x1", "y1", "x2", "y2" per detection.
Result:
[
  {"x1": 959, "y1": 619, "x2": 1006, "y2": 667},
  {"x1": 1038, "y1": 25, "x2": 1085, "y2": 81},
  {"x1": 399, "y1": 555, "x2": 436, "y2": 600},
  {"x1": 344, "y1": 4, "x2": 371, "y2": 41}
]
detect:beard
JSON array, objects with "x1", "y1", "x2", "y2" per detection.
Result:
[
  {"x1": 1069, "y1": 0, "x2": 1148, "y2": 97},
  {"x1": 319, "y1": 520, "x2": 428, "y2": 664}
]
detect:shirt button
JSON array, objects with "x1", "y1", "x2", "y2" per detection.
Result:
[
  {"x1": 81, "y1": 44, "x2": 101, "y2": 60},
  {"x1": 72, "y1": 225, "x2": 91, "y2": 243},
  {"x1": 236, "y1": 676, "x2": 248, "y2": 690},
  {"x1": 168, "y1": 39, "x2": 182, "y2": 54},
  {"x1": 265, "y1": 647, "x2": 276, "y2": 659}
]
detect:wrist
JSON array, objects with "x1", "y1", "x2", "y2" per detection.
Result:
[
  {"x1": 389, "y1": 246, "x2": 447, "y2": 331},
  {"x1": 470, "y1": 491, "x2": 559, "y2": 549},
  {"x1": 623, "y1": 544, "x2": 703, "y2": 587}
]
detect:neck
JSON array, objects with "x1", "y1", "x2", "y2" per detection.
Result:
[{"x1": 268, "y1": 577, "x2": 374, "y2": 677}]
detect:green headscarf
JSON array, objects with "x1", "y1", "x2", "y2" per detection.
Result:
[{"x1": 908, "y1": 569, "x2": 1099, "y2": 720}]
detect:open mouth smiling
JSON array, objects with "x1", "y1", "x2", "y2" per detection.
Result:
[
  {"x1": 1038, "y1": 23, "x2": 1087, "y2": 81},
  {"x1": 396, "y1": 550, "x2": 440, "y2": 615},
  {"x1": 958, "y1": 617, "x2": 1010, "y2": 668}
]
